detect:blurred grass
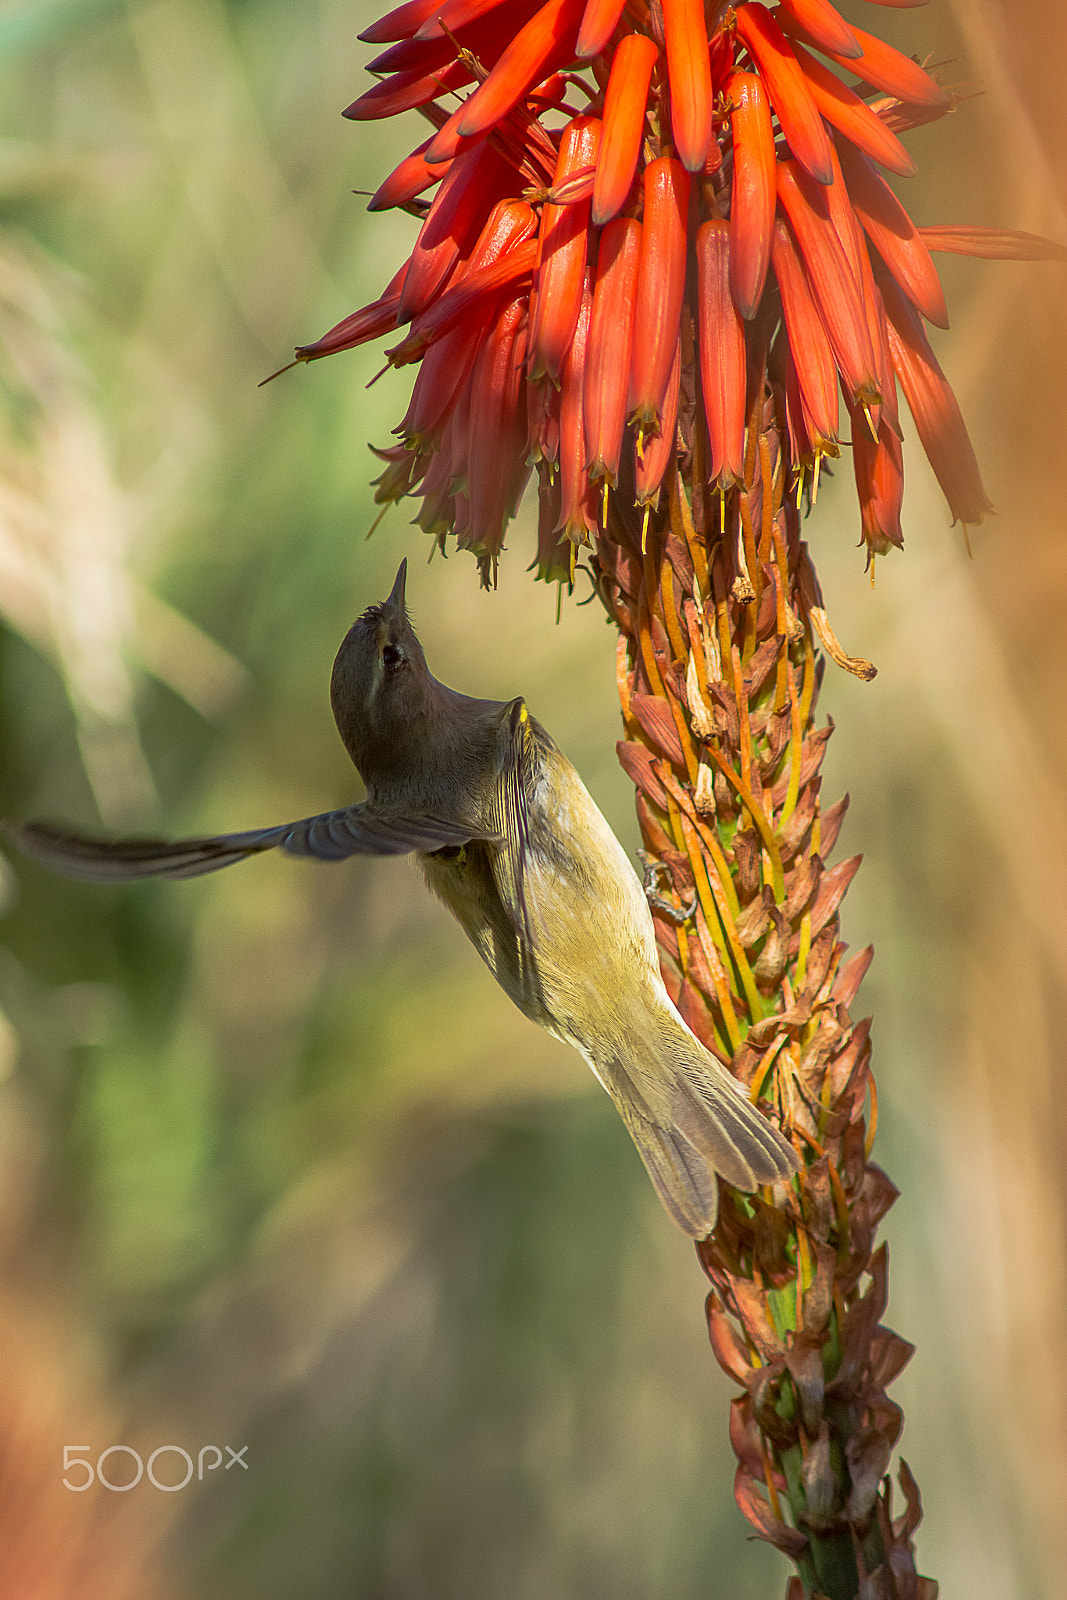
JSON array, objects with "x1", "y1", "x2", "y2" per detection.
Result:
[{"x1": 0, "y1": 1, "x2": 1064, "y2": 1597}]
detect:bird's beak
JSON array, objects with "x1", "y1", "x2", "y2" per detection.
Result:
[{"x1": 385, "y1": 559, "x2": 407, "y2": 618}]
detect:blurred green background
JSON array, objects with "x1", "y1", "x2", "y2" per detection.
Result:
[{"x1": 0, "y1": 0, "x2": 1064, "y2": 1595}]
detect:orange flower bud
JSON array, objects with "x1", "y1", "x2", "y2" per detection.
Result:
[
  {"x1": 776, "y1": 160, "x2": 881, "y2": 411},
  {"x1": 369, "y1": 138, "x2": 447, "y2": 212},
  {"x1": 696, "y1": 219, "x2": 746, "y2": 487},
  {"x1": 733, "y1": 4, "x2": 833, "y2": 185},
  {"x1": 880, "y1": 272, "x2": 992, "y2": 527},
  {"x1": 662, "y1": 0, "x2": 713, "y2": 173},
  {"x1": 422, "y1": 103, "x2": 482, "y2": 166},
  {"x1": 576, "y1": 0, "x2": 626, "y2": 58},
  {"x1": 789, "y1": 37, "x2": 916, "y2": 177},
  {"x1": 457, "y1": 0, "x2": 581, "y2": 142},
  {"x1": 629, "y1": 157, "x2": 690, "y2": 432},
  {"x1": 359, "y1": 0, "x2": 442, "y2": 44},
  {"x1": 727, "y1": 71, "x2": 776, "y2": 320},
  {"x1": 775, "y1": 8, "x2": 951, "y2": 112},
  {"x1": 836, "y1": 142, "x2": 948, "y2": 329},
  {"x1": 776, "y1": 0, "x2": 859, "y2": 60},
  {"x1": 416, "y1": 0, "x2": 513, "y2": 40},
  {"x1": 344, "y1": 60, "x2": 472, "y2": 121},
  {"x1": 584, "y1": 215, "x2": 641, "y2": 488},
  {"x1": 295, "y1": 261, "x2": 409, "y2": 363},
  {"x1": 591, "y1": 34, "x2": 658, "y2": 225},
  {"x1": 530, "y1": 115, "x2": 601, "y2": 382},
  {"x1": 364, "y1": 33, "x2": 453, "y2": 73}
]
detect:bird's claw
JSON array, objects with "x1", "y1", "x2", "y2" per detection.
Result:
[{"x1": 637, "y1": 850, "x2": 696, "y2": 925}]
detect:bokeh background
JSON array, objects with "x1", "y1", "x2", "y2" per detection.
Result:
[{"x1": 0, "y1": 0, "x2": 1063, "y2": 1595}]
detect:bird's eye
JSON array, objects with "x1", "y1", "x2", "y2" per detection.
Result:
[{"x1": 382, "y1": 643, "x2": 404, "y2": 670}]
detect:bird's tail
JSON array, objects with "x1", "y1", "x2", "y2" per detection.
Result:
[{"x1": 603, "y1": 1016, "x2": 798, "y2": 1238}]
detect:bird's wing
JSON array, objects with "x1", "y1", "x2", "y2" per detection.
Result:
[
  {"x1": 9, "y1": 808, "x2": 497, "y2": 883},
  {"x1": 486, "y1": 698, "x2": 540, "y2": 980}
]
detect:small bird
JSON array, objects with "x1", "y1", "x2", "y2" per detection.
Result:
[{"x1": 12, "y1": 561, "x2": 797, "y2": 1235}]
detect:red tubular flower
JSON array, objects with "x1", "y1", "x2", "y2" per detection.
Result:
[
  {"x1": 776, "y1": 159, "x2": 881, "y2": 412},
  {"x1": 299, "y1": 0, "x2": 1061, "y2": 578},
  {"x1": 556, "y1": 285, "x2": 599, "y2": 543},
  {"x1": 530, "y1": 115, "x2": 601, "y2": 381},
  {"x1": 634, "y1": 338, "x2": 680, "y2": 508},
  {"x1": 398, "y1": 143, "x2": 510, "y2": 322},
  {"x1": 591, "y1": 33, "x2": 658, "y2": 225},
  {"x1": 418, "y1": 0, "x2": 515, "y2": 39},
  {"x1": 772, "y1": 330, "x2": 814, "y2": 467},
  {"x1": 880, "y1": 272, "x2": 993, "y2": 526},
  {"x1": 415, "y1": 434, "x2": 459, "y2": 539},
  {"x1": 390, "y1": 239, "x2": 538, "y2": 367},
  {"x1": 770, "y1": 218, "x2": 840, "y2": 452},
  {"x1": 775, "y1": 0, "x2": 860, "y2": 61},
  {"x1": 576, "y1": 0, "x2": 626, "y2": 58},
  {"x1": 463, "y1": 295, "x2": 531, "y2": 570},
  {"x1": 727, "y1": 71, "x2": 776, "y2": 320},
  {"x1": 584, "y1": 214, "x2": 641, "y2": 489},
  {"x1": 819, "y1": 142, "x2": 899, "y2": 432},
  {"x1": 455, "y1": 0, "x2": 582, "y2": 141},
  {"x1": 445, "y1": 368, "x2": 474, "y2": 488},
  {"x1": 850, "y1": 402, "x2": 905, "y2": 557},
  {"x1": 661, "y1": 0, "x2": 712, "y2": 173},
  {"x1": 733, "y1": 4, "x2": 833, "y2": 185},
  {"x1": 776, "y1": 9, "x2": 951, "y2": 112},
  {"x1": 359, "y1": 0, "x2": 441, "y2": 42},
  {"x1": 789, "y1": 38, "x2": 916, "y2": 177},
  {"x1": 369, "y1": 139, "x2": 449, "y2": 213},
  {"x1": 629, "y1": 156, "x2": 689, "y2": 433},
  {"x1": 370, "y1": 443, "x2": 429, "y2": 511},
  {"x1": 836, "y1": 141, "x2": 949, "y2": 329},
  {"x1": 696, "y1": 220, "x2": 746, "y2": 488},
  {"x1": 363, "y1": 34, "x2": 458, "y2": 76},
  {"x1": 527, "y1": 372, "x2": 560, "y2": 464},
  {"x1": 294, "y1": 262, "x2": 408, "y2": 364},
  {"x1": 390, "y1": 200, "x2": 538, "y2": 363},
  {"x1": 344, "y1": 60, "x2": 474, "y2": 121},
  {"x1": 398, "y1": 320, "x2": 485, "y2": 448}
]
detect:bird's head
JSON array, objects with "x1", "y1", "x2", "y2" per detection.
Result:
[{"x1": 330, "y1": 560, "x2": 432, "y2": 777}]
